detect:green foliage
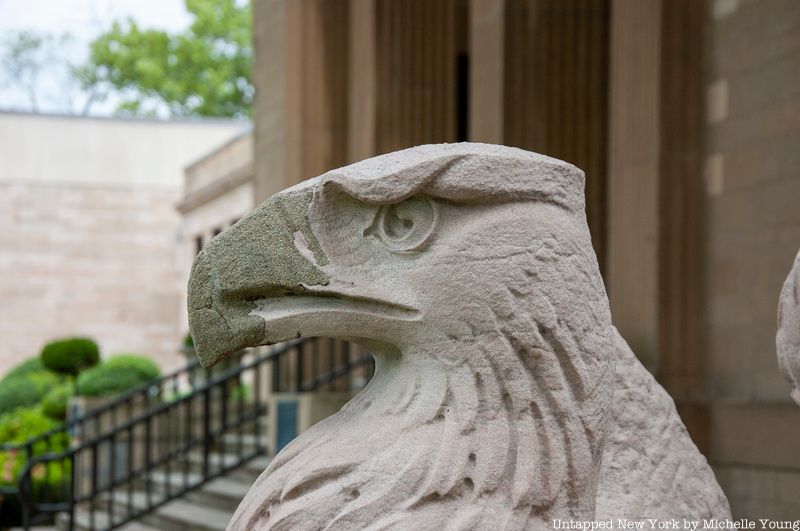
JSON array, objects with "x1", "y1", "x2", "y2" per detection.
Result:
[
  {"x1": 41, "y1": 383, "x2": 73, "y2": 420},
  {"x1": 0, "y1": 371, "x2": 59, "y2": 415},
  {"x1": 0, "y1": 406, "x2": 71, "y2": 514},
  {"x1": 1, "y1": 357, "x2": 44, "y2": 382},
  {"x1": 0, "y1": 406, "x2": 70, "y2": 485},
  {"x1": 82, "y1": 0, "x2": 252, "y2": 117},
  {"x1": 41, "y1": 337, "x2": 100, "y2": 376},
  {"x1": 0, "y1": 406, "x2": 59, "y2": 446},
  {"x1": 0, "y1": 377, "x2": 41, "y2": 416},
  {"x1": 76, "y1": 354, "x2": 160, "y2": 397},
  {"x1": 229, "y1": 382, "x2": 251, "y2": 403},
  {"x1": 184, "y1": 331, "x2": 194, "y2": 348}
]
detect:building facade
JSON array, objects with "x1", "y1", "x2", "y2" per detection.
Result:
[
  {"x1": 249, "y1": 0, "x2": 800, "y2": 518},
  {"x1": 0, "y1": 112, "x2": 244, "y2": 372}
]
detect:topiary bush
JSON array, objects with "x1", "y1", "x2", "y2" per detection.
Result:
[
  {"x1": 41, "y1": 383, "x2": 73, "y2": 420},
  {"x1": 0, "y1": 370, "x2": 60, "y2": 416},
  {"x1": 76, "y1": 354, "x2": 160, "y2": 397},
  {"x1": 1, "y1": 357, "x2": 44, "y2": 382},
  {"x1": 41, "y1": 337, "x2": 100, "y2": 376}
]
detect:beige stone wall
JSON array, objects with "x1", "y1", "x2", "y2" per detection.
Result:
[
  {"x1": 185, "y1": 130, "x2": 253, "y2": 196},
  {"x1": 0, "y1": 182, "x2": 184, "y2": 372},
  {"x1": 0, "y1": 113, "x2": 244, "y2": 374},
  {"x1": 704, "y1": 0, "x2": 800, "y2": 518},
  {"x1": 0, "y1": 112, "x2": 242, "y2": 189}
]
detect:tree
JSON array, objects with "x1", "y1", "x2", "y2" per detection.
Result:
[
  {"x1": 0, "y1": 30, "x2": 99, "y2": 115},
  {"x1": 82, "y1": 0, "x2": 252, "y2": 118},
  {"x1": 1, "y1": 31, "x2": 49, "y2": 111}
]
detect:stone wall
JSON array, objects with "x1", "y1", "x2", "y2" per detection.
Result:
[
  {"x1": 704, "y1": 0, "x2": 800, "y2": 518},
  {"x1": 0, "y1": 182, "x2": 184, "y2": 372},
  {"x1": 0, "y1": 113, "x2": 243, "y2": 373}
]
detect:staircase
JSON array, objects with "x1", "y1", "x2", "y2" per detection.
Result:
[
  {"x1": 74, "y1": 450, "x2": 270, "y2": 531},
  {"x1": 5, "y1": 338, "x2": 373, "y2": 531}
]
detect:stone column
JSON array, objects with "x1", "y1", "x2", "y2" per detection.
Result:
[
  {"x1": 252, "y1": 0, "x2": 351, "y2": 202},
  {"x1": 606, "y1": 0, "x2": 663, "y2": 370},
  {"x1": 606, "y1": 0, "x2": 708, "y2": 448},
  {"x1": 469, "y1": 0, "x2": 505, "y2": 144}
]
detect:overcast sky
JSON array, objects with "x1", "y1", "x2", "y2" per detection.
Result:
[{"x1": 0, "y1": 0, "x2": 192, "y2": 115}]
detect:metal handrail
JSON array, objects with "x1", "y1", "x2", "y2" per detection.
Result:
[{"x1": 4, "y1": 337, "x2": 374, "y2": 530}]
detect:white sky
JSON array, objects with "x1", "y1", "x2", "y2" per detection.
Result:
[{"x1": 0, "y1": 0, "x2": 193, "y2": 115}]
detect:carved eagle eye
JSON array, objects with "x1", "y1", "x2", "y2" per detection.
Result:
[{"x1": 368, "y1": 196, "x2": 437, "y2": 253}]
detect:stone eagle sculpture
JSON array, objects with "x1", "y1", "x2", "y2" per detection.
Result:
[
  {"x1": 187, "y1": 144, "x2": 730, "y2": 529},
  {"x1": 777, "y1": 250, "x2": 800, "y2": 406}
]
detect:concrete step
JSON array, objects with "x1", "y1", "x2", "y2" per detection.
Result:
[
  {"x1": 121, "y1": 450, "x2": 266, "y2": 493},
  {"x1": 183, "y1": 476, "x2": 252, "y2": 513},
  {"x1": 145, "y1": 455, "x2": 270, "y2": 497},
  {"x1": 73, "y1": 506, "x2": 162, "y2": 531},
  {"x1": 226, "y1": 454, "x2": 270, "y2": 483},
  {"x1": 77, "y1": 491, "x2": 232, "y2": 531},
  {"x1": 219, "y1": 432, "x2": 267, "y2": 452},
  {"x1": 72, "y1": 421, "x2": 270, "y2": 529},
  {"x1": 177, "y1": 451, "x2": 270, "y2": 482},
  {"x1": 185, "y1": 451, "x2": 241, "y2": 470},
  {"x1": 111, "y1": 456, "x2": 266, "y2": 491},
  {"x1": 116, "y1": 523, "x2": 161, "y2": 531},
  {"x1": 81, "y1": 456, "x2": 269, "y2": 529},
  {"x1": 147, "y1": 499, "x2": 232, "y2": 531}
]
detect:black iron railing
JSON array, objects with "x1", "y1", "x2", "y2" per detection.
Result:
[
  {"x1": 2, "y1": 337, "x2": 374, "y2": 530},
  {"x1": 0, "y1": 346, "x2": 223, "y2": 529}
]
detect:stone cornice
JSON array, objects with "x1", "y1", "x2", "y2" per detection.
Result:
[{"x1": 176, "y1": 162, "x2": 254, "y2": 213}]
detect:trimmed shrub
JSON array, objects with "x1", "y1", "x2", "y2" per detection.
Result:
[
  {"x1": 41, "y1": 383, "x2": 73, "y2": 420},
  {"x1": 1, "y1": 357, "x2": 44, "y2": 382},
  {"x1": 76, "y1": 354, "x2": 160, "y2": 397},
  {"x1": 0, "y1": 371, "x2": 60, "y2": 415},
  {"x1": 41, "y1": 337, "x2": 100, "y2": 376}
]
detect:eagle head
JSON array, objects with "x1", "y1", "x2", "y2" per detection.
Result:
[{"x1": 188, "y1": 143, "x2": 615, "y2": 528}]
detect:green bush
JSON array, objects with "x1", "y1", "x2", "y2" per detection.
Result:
[
  {"x1": 229, "y1": 383, "x2": 252, "y2": 402},
  {"x1": 41, "y1": 337, "x2": 100, "y2": 376},
  {"x1": 76, "y1": 354, "x2": 160, "y2": 397},
  {"x1": 1, "y1": 357, "x2": 44, "y2": 382},
  {"x1": 183, "y1": 332, "x2": 194, "y2": 348},
  {"x1": 41, "y1": 383, "x2": 73, "y2": 420},
  {"x1": 0, "y1": 371, "x2": 60, "y2": 415},
  {"x1": 0, "y1": 406, "x2": 71, "y2": 526},
  {"x1": 0, "y1": 406, "x2": 60, "y2": 446},
  {"x1": 0, "y1": 405, "x2": 70, "y2": 483}
]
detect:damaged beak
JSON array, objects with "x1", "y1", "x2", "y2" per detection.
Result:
[{"x1": 186, "y1": 191, "x2": 329, "y2": 368}]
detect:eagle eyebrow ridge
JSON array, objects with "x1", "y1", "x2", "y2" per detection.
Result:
[
  {"x1": 312, "y1": 147, "x2": 582, "y2": 211},
  {"x1": 316, "y1": 155, "x2": 467, "y2": 205}
]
